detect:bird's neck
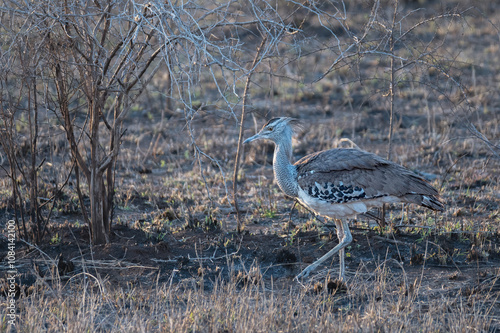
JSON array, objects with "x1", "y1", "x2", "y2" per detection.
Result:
[{"x1": 273, "y1": 141, "x2": 298, "y2": 198}]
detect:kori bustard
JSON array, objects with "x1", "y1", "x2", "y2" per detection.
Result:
[{"x1": 244, "y1": 117, "x2": 444, "y2": 281}]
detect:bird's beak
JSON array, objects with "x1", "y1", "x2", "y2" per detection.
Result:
[{"x1": 243, "y1": 133, "x2": 261, "y2": 144}]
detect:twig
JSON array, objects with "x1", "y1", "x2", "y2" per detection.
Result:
[
  {"x1": 372, "y1": 235, "x2": 413, "y2": 247},
  {"x1": 393, "y1": 224, "x2": 433, "y2": 229}
]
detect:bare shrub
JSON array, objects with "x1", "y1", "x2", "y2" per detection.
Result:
[
  {"x1": 0, "y1": 4, "x2": 72, "y2": 243},
  {"x1": 1, "y1": 0, "x2": 165, "y2": 243}
]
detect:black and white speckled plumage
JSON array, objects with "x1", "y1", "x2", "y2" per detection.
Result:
[{"x1": 306, "y1": 181, "x2": 367, "y2": 204}]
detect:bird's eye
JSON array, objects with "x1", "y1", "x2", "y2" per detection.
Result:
[{"x1": 267, "y1": 127, "x2": 273, "y2": 131}]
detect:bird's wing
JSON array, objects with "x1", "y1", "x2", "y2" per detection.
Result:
[
  {"x1": 294, "y1": 148, "x2": 393, "y2": 172},
  {"x1": 295, "y1": 148, "x2": 438, "y2": 199}
]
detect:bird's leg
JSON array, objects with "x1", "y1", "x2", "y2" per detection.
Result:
[
  {"x1": 289, "y1": 200, "x2": 298, "y2": 222},
  {"x1": 337, "y1": 219, "x2": 352, "y2": 281},
  {"x1": 337, "y1": 220, "x2": 345, "y2": 281},
  {"x1": 295, "y1": 219, "x2": 352, "y2": 281},
  {"x1": 400, "y1": 203, "x2": 405, "y2": 225}
]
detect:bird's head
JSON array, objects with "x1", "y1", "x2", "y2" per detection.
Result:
[{"x1": 244, "y1": 117, "x2": 301, "y2": 145}]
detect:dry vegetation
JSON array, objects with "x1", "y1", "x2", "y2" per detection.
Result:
[{"x1": 1, "y1": 0, "x2": 500, "y2": 332}]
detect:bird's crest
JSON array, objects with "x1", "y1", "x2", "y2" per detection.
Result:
[{"x1": 264, "y1": 117, "x2": 302, "y2": 135}]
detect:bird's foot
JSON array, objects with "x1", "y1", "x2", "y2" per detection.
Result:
[
  {"x1": 294, "y1": 263, "x2": 318, "y2": 281},
  {"x1": 294, "y1": 270, "x2": 308, "y2": 281}
]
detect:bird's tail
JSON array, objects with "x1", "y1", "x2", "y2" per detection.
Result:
[{"x1": 421, "y1": 195, "x2": 444, "y2": 211}]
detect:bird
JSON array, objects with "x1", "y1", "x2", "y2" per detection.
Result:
[{"x1": 244, "y1": 117, "x2": 444, "y2": 281}]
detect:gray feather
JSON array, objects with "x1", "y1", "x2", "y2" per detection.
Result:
[{"x1": 295, "y1": 148, "x2": 443, "y2": 210}]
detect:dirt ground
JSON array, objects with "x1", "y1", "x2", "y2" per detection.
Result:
[{"x1": 3, "y1": 104, "x2": 500, "y2": 316}]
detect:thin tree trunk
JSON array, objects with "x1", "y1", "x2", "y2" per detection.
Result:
[
  {"x1": 27, "y1": 79, "x2": 38, "y2": 241},
  {"x1": 232, "y1": 36, "x2": 267, "y2": 234},
  {"x1": 90, "y1": 169, "x2": 109, "y2": 244},
  {"x1": 75, "y1": 164, "x2": 90, "y2": 227},
  {"x1": 381, "y1": 0, "x2": 399, "y2": 229}
]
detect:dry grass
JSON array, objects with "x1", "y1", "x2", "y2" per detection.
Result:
[{"x1": 6, "y1": 261, "x2": 499, "y2": 332}]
